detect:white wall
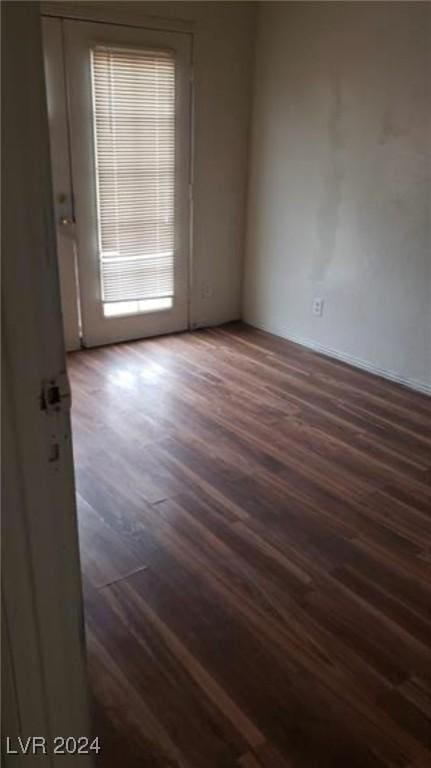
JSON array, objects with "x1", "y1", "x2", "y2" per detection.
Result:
[
  {"x1": 179, "y1": 1, "x2": 256, "y2": 327},
  {"x1": 43, "y1": 1, "x2": 256, "y2": 328},
  {"x1": 139, "y1": 2, "x2": 256, "y2": 327},
  {"x1": 244, "y1": 1, "x2": 431, "y2": 393}
]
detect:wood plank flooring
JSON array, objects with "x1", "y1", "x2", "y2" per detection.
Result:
[{"x1": 68, "y1": 323, "x2": 431, "y2": 768}]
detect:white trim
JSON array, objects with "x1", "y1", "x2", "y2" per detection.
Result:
[
  {"x1": 41, "y1": 2, "x2": 194, "y2": 35},
  {"x1": 247, "y1": 320, "x2": 431, "y2": 396},
  {"x1": 191, "y1": 315, "x2": 242, "y2": 332},
  {"x1": 43, "y1": 16, "x2": 82, "y2": 352}
]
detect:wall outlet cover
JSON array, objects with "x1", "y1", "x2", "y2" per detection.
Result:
[{"x1": 312, "y1": 297, "x2": 324, "y2": 316}]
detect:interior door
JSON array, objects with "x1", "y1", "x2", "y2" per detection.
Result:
[{"x1": 64, "y1": 20, "x2": 191, "y2": 347}]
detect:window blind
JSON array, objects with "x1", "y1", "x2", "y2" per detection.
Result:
[{"x1": 91, "y1": 46, "x2": 175, "y2": 305}]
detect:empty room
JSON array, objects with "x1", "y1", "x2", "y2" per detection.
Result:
[{"x1": 3, "y1": 1, "x2": 431, "y2": 767}]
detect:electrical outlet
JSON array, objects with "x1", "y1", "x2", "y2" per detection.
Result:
[{"x1": 312, "y1": 297, "x2": 324, "y2": 317}]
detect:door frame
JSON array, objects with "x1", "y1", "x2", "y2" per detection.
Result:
[{"x1": 43, "y1": 16, "x2": 82, "y2": 352}]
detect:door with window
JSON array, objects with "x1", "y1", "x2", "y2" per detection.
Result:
[{"x1": 43, "y1": 19, "x2": 191, "y2": 348}]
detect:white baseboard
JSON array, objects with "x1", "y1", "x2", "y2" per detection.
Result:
[
  {"x1": 191, "y1": 315, "x2": 241, "y2": 331},
  {"x1": 247, "y1": 319, "x2": 431, "y2": 396}
]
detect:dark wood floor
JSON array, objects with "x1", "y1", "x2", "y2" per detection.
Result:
[{"x1": 69, "y1": 323, "x2": 431, "y2": 768}]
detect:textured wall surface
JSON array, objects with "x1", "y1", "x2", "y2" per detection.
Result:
[{"x1": 244, "y1": 2, "x2": 431, "y2": 391}]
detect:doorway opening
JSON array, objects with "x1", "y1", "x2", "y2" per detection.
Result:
[{"x1": 43, "y1": 16, "x2": 192, "y2": 350}]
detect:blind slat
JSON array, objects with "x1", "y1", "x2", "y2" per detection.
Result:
[
  {"x1": 91, "y1": 45, "x2": 176, "y2": 304},
  {"x1": 101, "y1": 254, "x2": 174, "y2": 302}
]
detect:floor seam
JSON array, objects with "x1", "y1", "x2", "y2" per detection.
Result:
[{"x1": 98, "y1": 564, "x2": 149, "y2": 590}]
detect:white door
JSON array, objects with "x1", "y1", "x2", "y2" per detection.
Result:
[{"x1": 44, "y1": 19, "x2": 192, "y2": 348}]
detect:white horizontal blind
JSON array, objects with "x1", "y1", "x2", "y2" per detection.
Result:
[{"x1": 91, "y1": 46, "x2": 175, "y2": 304}]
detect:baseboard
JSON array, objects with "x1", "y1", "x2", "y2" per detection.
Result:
[
  {"x1": 191, "y1": 316, "x2": 242, "y2": 331},
  {"x1": 246, "y1": 319, "x2": 431, "y2": 396}
]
